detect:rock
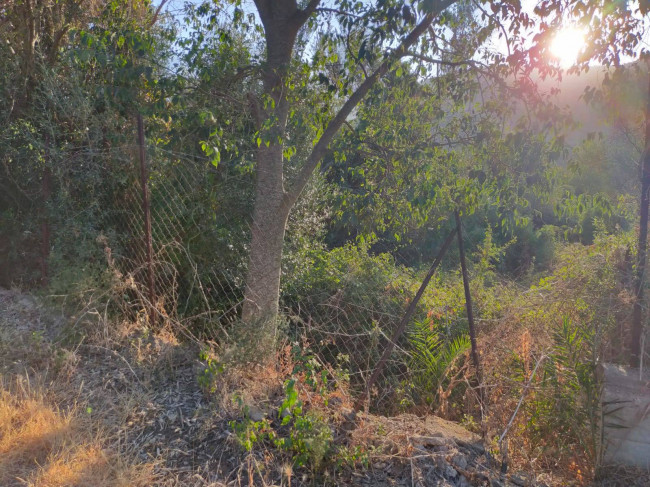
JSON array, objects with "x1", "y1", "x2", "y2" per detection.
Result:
[
  {"x1": 248, "y1": 406, "x2": 266, "y2": 422},
  {"x1": 444, "y1": 465, "x2": 458, "y2": 479},
  {"x1": 19, "y1": 297, "x2": 35, "y2": 309},
  {"x1": 457, "y1": 475, "x2": 472, "y2": 487},
  {"x1": 456, "y1": 439, "x2": 486, "y2": 455},
  {"x1": 452, "y1": 453, "x2": 468, "y2": 470},
  {"x1": 434, "y1": 454, "x2": 449, "y2": 470},
  {"x1": 342, "y1": 408, "x2": 357, "y2": 422},
  {"x1": 490, "y1": 478, "x2": 505, "y2": 487},
  {"x1": 413, "y1": 435, "x2": 451, "y2": 448},
  {"x1": 510, "y1": 472, "x2": 530, "y2": 486}
]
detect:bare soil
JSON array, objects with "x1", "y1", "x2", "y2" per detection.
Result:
[{"x1": 0, "y1": 288, "x2": 575, "y2": 486}]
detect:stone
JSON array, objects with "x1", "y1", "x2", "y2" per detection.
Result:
[
  {"x1": 452, "y1": 453, "x2": 468, "y2": 470},
  {"x1": 248, "y1": 406, "x2": 266, "y2": 422},
  {"x1": 434, "y1": 454, "x2": 449, "y2": 470},
  {"x1": 413, "y1": 435, "x2": 451, "y2": 447},
  {"x1": 509, "y1": 472, "x2": 530, "y2": 486},
  {"x1": 341, "y1": 408, "x2": 357, "y2": 422},
  {"x1": 444, "y1": 465, "x2": 458, "y2": 479},
  {"x1": 457, "y1": 475, "x2": 472, "y2": 487}
]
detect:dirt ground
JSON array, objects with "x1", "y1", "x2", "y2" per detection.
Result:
[{"x1": 0, "y1": 288, "x2": 635, "y2": 487}]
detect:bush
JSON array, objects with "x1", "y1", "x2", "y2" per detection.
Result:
[
  {"x1": 526, "y1": 317, "x2": 599, "y2": 463},
  {"x1": 479, "y1": 230, "x2": 634, "y2": 479}
]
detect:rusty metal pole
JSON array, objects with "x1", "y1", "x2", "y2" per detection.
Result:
[
  {"x1": 631, "y1": 71, "x2": 650, "y2": 369},
  {"x1": 40, "y1": 134, "x2": 52, "y2": 286},
  {"x1": 355, "y1": 226, "x2": 458, "y2": 411},
  {"x1": 137, "y1": 113, "x2": 156, "y2": 327},
  {"x1": 455, "y1": 210, "x2": 485, "y2": 414},
  {"x1": 455, "y1": 210, "x2": 482, "y2": 395}
]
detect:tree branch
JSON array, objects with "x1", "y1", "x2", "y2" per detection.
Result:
[
  {"x1": 315, "y1": 7, "x2": 362, "y2": 19},
  {"x1": 405, "y1": 51, "x2": 484, "y2": 68},
  {"x1": 498, "y1": 353, "x2": 546, "y2": 471},
  {"x1": 248, "y1": 92, "x2": 263, "y2": 129},
  {"x1": 292, "y1": 0, "x2": 321, "y2": 27},
  {"x1": 149, "y1": 0, "x2": 169, "y2": 28},
  {"x1": 285, "y1": 3, "x2": 457, "y2": 205},
  {"x1": 47, "y1": 24, "x2": 70, "y2": 66}
]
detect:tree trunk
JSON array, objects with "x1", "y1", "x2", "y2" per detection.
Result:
[
  {"x1": 240, "y1": 209, "x2": 289, "y2": 327},
  {"x1": 241, "y1": 144, "x2": 291, "y2": 327},
  {"x1": 630, "y1": 70, "x2": 650, "y2": 368},
  {"x1": 240, "y1": 0, "x2": 455, "y2": 330},
  {"x1": 240, "y1": 1, "x2": 301, "y2": 327}
]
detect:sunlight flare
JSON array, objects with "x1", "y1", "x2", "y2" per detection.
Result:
[{"x1": 550, "y1": 27, "x2": 586, "y2": 68}]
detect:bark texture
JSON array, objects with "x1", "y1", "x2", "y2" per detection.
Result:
[
  {"x1": 241, "y1": 0, "x2": 457, "y2": 327},
  {"x1": 241, "y1": 0, "x2": 306, "y2": 325}
]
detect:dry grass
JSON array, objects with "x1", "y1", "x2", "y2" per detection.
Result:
[
  {"x1": 0, "y1": 377, "x2": 156, "y2": 487},
  {"x1": 467, "y1": 240, "x2": 635, "y2": 485},
  {"x1": 1, "y1": 240, "x2": 637, "y2": 487}
]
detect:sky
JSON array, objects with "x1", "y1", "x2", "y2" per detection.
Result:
[
  {"x1": 148, "y1": 0, "x2": 650, "y2": 149},
  {"x1": 154, "y1": 0, "x2": 649, "y2": 67}
]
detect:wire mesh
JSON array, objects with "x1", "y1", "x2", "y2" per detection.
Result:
[
  {"x1": 111, "y1": 143, "x2": 245, "y2": 337},
  {"x1": 108, "y1": 140, "x2": 454, "y2": 413},
  {"x1": 282, "y1": 291, "x2": 414, "y2": 412}
]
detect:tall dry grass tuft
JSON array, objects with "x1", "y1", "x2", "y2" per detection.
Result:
[{"x1": 0, "y1": 378, "x2": 156, "y2": 487}]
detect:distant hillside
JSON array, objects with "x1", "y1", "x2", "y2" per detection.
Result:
[{"x1": 536, "y1": 63, "x2": 647, "y2": 147}]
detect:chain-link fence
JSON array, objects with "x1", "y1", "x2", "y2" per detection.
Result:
[
  {"x1": 107, "y1": 134, "x2": 455, "y2": 412},
  {"x1": 112, "y1": 142, "x2": 246, "y2": 336},
  {"x1": 0, "y1": 119, "x2": 469, "y2": 415}
]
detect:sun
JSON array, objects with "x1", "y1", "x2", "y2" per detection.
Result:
[{"x1": 549, "y1": 27, "x2": 585, "y2": 68}]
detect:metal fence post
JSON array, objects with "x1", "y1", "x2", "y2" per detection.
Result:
[
  {"x1": 40, "y1": 134, "x2": 52, "y2": 286},
  {"x1": 455, "y1": 210, "x2": 482, "y2": 394},
  {"x1": 355, "y1": 225, "x2": 459, "y2": 411},
  {"x1": 137, "y1": 113, "x2": 156, "y2": 326}
]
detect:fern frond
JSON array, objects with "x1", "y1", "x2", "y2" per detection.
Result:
[{"x1": 408, "y1": 318, "x2": 470, "y2": 396}]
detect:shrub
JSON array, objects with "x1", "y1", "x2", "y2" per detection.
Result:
[{"x1": 526, "y1": 317, "x2": 600, "y2": 462}]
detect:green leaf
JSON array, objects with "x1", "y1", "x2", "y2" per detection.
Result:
[{"x1": 211, "y1": 149, "x2": 220, "y2": 168}]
